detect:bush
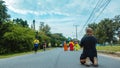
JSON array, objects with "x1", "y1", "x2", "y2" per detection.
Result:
[{"x1": 0, "y1": 22, "x2": 35, "y2": 54}]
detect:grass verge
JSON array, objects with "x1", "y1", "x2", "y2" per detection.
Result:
[
  {"x1": 0, "y1": 48, "x2": 54, "y2": 59},
  {"x1": 97, "y1": 46, "x2": 120, "y2": 57},
  {"x1": 97, "y1": 46, "x2": 120, "y2": 52}
]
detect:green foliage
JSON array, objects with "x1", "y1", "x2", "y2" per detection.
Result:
[
  {"x1": 38, "y1": 31, "x2": 51, "y2": 42},
  {"x1": 0, "y1": 21, "x2": 67, "y2": 54},
  {"x1": 0, "y1": 0, "x2": 10, "y2": 24},
  {"x1": 96, "y1": 19, "x2": 114, "y2": 43},
  {"x1": 97, "y1": 46, "x2": 120, "y2": 52},
  {"x1": 39, "y1": 22, "x2": 51, "y2": 34},
  {"x1": 50, "y1": 33, "x2": 66, "y2": 47},
  {"x1": 13, "y1": 18, "x2": 29, "y2": 27},
  {"x1": 88, "y1": 23, "x2": 98, "y2": 32},
  {"x1": 88, "y1": 16, "x2": 120, "y2": 44},
  {"x1": 0, "y1": 22, "x2": 35, "y2": 54}
]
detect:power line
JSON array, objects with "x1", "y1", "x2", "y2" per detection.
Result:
[
  {"x1": 79, "y1": 0, "x2": 102, "y2": 33},
  {"x1": 73, "y1": 24, "x2": 79, "y2": 40},
  {"x1": 78, "y1": 0, "x2": 94, "y2": 32},
  {"x1": 88, "y1": 0, "x2": 104, "y2": 24},
  {"x1": 79, "y1": 0, "x2": 111, "y2": 39},
  {"x1": 87, "y1": 0, "x2": 111, "y2": 24},
  {"x1": 93, "y1": 0, "x2": 111, "y2": 22},
  {"x1": 79, "y1": 0, "x2": 102, "y2": 36}
]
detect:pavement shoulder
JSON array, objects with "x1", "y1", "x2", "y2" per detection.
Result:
[{"x1": 98, "y1": 51, "x2": 120, "y2": 59}]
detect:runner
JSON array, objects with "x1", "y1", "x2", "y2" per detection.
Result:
[
  {"x1": 42, "y1": 41, "x2": 46, "y2": 51},
  {"x1": 69, "y1": 40, "x2": 74, "y2": 51},
  {"x1": 33, "y1": 39, "x2": 40, "y2": 53},
  {"x1": 64, "y1": 41, "x2": 68, "y2": 51},
  {"x1": 74, "y1": 41, "x2": 80, "y2": 51}
]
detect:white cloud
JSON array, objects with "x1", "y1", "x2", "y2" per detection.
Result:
[
  {"x1": 3, "y1": 0, "x2": 17, "y2": 5},
  {"x1": 94, "y1": 0, "x2": 120, "y2": 23},
  {"x1": 2, "y1": 0, "x2": 120, "y2": 39},
  {"x1": 104, "y1": 0, "x2": 120, "y2": 16}
]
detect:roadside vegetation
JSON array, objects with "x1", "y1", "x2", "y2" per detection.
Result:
[{"x1": 97, "y1": 45, "x2": 120, "y2": 52}]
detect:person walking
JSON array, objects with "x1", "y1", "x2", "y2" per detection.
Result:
[
  {"x1": 69, "y1": 40, "x2": 74, "y2": 51},
  {"x1": 80, "y1": 28, "x2": 98, "y2": 67},
  {"x1": 64, "y1": 41, "x2": 68, "y2": 51},
  {"x1": 48, "y1": 42, "x2": 51, "y2": 48},
  {"x1": 74, "y1": 41, "x2": 80, "y2": 51},
  {"x1": 33, "y1": 39, "x2": 40, "y2": 53},
  {"x1": 42, "y1": 41, "x2": 46, "y2": 51}
]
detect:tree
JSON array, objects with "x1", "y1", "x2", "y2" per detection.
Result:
[
  {"x1": 33, "y1": 20, "x2": 35, "y2": 30},
  {"x1": 88, "y1": 17, "x2": 120, "y2": 44},
  {"x1": 39, "y1": 22, "x2": 44, "y2": 31},
  {"x1": 0, "y1": 0, "x2": 10, "y2": 24},
  {"x1": 88, "y1": 23, "x2": 98, "y2": 31},
  {"x1": 95, "y1": 22, "x2": 108, "y2": 44},
  {"x1": 0, "y1": 22, "x2": 13, "y2": 54},
  {"x1": 43, "y1": 24, "x2": 51, "y2": 34},
  {"x1": 113, "y1": 15, "x2": 120, "y2": 43},
  {"x1": 39, "y1": 22, "x2": 51, "y2": 34},
  {"x1": 0, "y1": 22, "x2": 35, "y2": 54},
  {"x1": 50, "y1": 33, "x2": 66, "y2": 47},
  {"x1": 13, "y1": 18, "x2": 28, "y2": 27}
]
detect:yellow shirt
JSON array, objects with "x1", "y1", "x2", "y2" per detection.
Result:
[
  {"x1": 74, "y1": 43, "x2": 80, "y2": 50},
  {"x1": 33, "y1": 39, "x2": 40, "y2": 44}
]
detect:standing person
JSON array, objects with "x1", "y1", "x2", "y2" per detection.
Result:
[
  {"x1": 80, "y1": 28, "x2": 98, "y2": 67},
  {"x1": 74, "y1": 41, "x2": 80, "y2": 51},
  {"x1": 33, "y1": 39, "x2": 40, "y2": 53},
  {"x1": 69, "y1": 40, "x2": 74, "y2": 51},
  {"x1": 64, "y1": 41, "x2": 68, "y2": 51},
  {"x1": 42, "y1": 41, "x2": 46, "y2": 51},
  {"x1": 48, "y1": 42, "x2": 51, "y2": 48},
  {"x1": 55, "y1": 43, "x2": 58, "y2": 47}
]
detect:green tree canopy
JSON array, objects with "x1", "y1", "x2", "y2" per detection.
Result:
[
  {"x1": 88, "y1": 16, "x2": 120, "y2": 44},
  {"x1": 0, "y1": 0, "x2": 10, "y2": 24},
  {"x1": 13, "y1": 18, "x2": 29, "y2": 27},
  {"x1": 0, "y1": 22, "x2": 35, "y2": 54}
]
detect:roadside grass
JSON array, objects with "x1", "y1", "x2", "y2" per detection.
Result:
[
  {"x1": 97, "y1": 45, "x2": 120, "y2": 52},
  {"x1": 0, "y1": 48, "x2": 54, "y2": 59}
]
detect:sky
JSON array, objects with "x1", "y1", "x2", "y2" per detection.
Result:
[{"x1": 3, "y1": 0, "x2": 120, "y2": 40}]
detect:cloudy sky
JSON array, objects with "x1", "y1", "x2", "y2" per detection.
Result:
[{"x1": 3, "y1": 0, "x2": 120, "y2": 39}]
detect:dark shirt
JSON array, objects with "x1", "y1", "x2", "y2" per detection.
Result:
[{"x1": 80, "y1": 35, "x2": 97, "y2": 57}]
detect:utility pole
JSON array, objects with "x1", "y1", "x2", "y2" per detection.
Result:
[
  {"x1": 73, "y1": 25, "x2": 79, "y2": 40},
  {"x1": 33, "y1": 20, "x2": 35, "y2": 30}
]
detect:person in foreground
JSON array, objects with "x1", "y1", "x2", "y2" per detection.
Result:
[{"x1": 80, "y1": 28, "x2": 98, "y2": 67}]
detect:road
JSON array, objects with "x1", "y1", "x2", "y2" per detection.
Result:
[{"x1": 0, "y1": 48, "x2": 120, "y2": 68}]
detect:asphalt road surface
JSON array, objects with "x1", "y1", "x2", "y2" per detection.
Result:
[{"x1": 0, "y1": 48, "x2": 120, "y2": 68}]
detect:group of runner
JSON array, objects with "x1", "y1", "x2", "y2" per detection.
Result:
[
  {"x1": 63, "y1": 40, "x2": 80, "y2": 51},
  {"x1": 33, "y1": 39, "x2": 47, "y2": 53}
]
